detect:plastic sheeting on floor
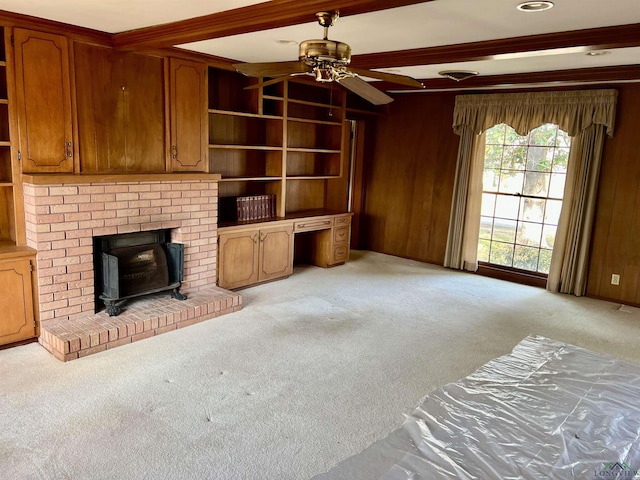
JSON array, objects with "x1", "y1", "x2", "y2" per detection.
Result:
[{"x1": 313, "y1": 336, "x2": 640, "y2": 479}]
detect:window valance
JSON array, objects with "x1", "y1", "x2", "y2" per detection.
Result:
[{"x1": 452, "y1": 89, "x2": 618, "y2": 137}]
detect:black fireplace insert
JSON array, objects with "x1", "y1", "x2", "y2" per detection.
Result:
[{"x1": 94, "y1": 230, "x2": 186, "y2": 316}]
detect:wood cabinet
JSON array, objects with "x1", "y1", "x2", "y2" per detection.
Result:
[
  {"x1": 13, "y1": 28, "x2": 73, "y2": 173},
  {"x1": 218, "y1": 224, "x2": 294, "y2": 289},
  {"x1": 74, "y1": 43, "x2": 165, "y2": 173},
  {"x1": 0, "y1": 255, "x2": 36, "y2": 345},
  {"x1": 169, "y1": 58, "x2": 208, "y2": 172},
  {"x1": 298, "y1": 213, "x2": 352, "y2": 267}
]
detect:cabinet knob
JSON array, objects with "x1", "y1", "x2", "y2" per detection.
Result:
[
  {"x1": 66, "y1": 141, "x2": 73, "y2": 158},
  {"x1": 171, "y1": 145, "x2": 177, "y2": 160},
  {"x1": 253, "y1": 233, "x2": 259, "y2": 244}
]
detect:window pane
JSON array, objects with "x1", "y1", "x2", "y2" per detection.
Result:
[
  {"x1": 520, "y1": 198, "x2": 545, "y2": 222},
  {"x1": 523, "y1": 172, "x2": 550, "y2": 197},
  {"x1": 477, "y1": 239, "x2": 490, "y2": 262},
  {"x1": 495, "y1": 194, "x2": 520, "y2": 220},
  {"x1": 526, "y1": 146, "x2": 552, "y2": 171},
  {"x1": 504, "y1": 125, "x2": 526, "y2": 145},
  {"x1": 513, "y1": 245, "x2": 540, "y2": 271},
  {"x1": 484, "y1": 145, "x2": 504, "y2": 169},
  {"x1": 528, "y1": 124, "x2": 557, "y2": 146},
  {"x1": 499, "y1": 171, "x2": 524, "y2": 194},
  {"x1": 492, "y1": 219, "x2": 517, "y2": 243},
  {"x1": 555, "y1": 129, "x2": 571, "y2": 148},
  {"x1": 545, "y1": 199, "x2": 563, "y2": 225},
  {"x1": 490, "y1": 241, "x2": 513, "y2": 267},
  {"x1": 552, "y1": 147, "x2": 569, "y2": 173},
  {"x1": 538, "y1": 249, "x2": 553, "y2": 274},
  {"x1": 483, "y1": 169, "x2": 500, "y2": 192},
  {"x1": 479, "y1": 217, "x2": 493, "y2": 239},
  {"x1": 503, "y1": 146, "x2": 527, "y2": 170},
  {"x1": 486, "y1": 124, "x2": 506, "y2": 145},
  {"x1": 516, "y1": 221, "x2": 542, "y2": 247},
  {"x1": 549, "y1": 173, "x2": 566, "y2": 198},
  {"x1": 541, "y1": 224, "x2": 557, "y2": 249},
  {"x1": 481, "y1": 193, "x2": 496, "y2": 216}
]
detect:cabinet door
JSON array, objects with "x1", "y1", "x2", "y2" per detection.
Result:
[
  {"x1": 169, "y1": 58, "x2": 207, "y2": 171},
  {"x1": 14, "y1": 28, "x2": 73, "y2": 173},
  {"x1": 218, "y1": 229, "x2": 260, "y2": 289},
  {"x1": 0, "y1": 258, "x2": 35, "y2": 345},
  {"x1": 258, "y1": 225, "x2": 294, "y2": 282},
  {"x1": 75, "y1": 43, "x2": 165, "y2": 173}
]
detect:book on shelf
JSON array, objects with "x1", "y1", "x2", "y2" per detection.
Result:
[{"x1": 220, "y1": 194, "x2": 277, "y2": 222}]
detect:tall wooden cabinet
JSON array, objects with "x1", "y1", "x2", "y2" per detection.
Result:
[
  {"x1": 13, "y1": 28, "x2": 73, "y2": 173},
  {"x1": 169, "y1": 58, "x2": 208, "y2": 172},
  {"x1": 0, "y1": 27, "x2": 37, "y2": 346}
]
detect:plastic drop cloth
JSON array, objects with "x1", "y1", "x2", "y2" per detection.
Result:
[{"x1": 313, "y1": 336, "x2": 640, "y2": 479}]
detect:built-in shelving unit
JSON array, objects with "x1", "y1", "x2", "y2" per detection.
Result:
[
  {"x1": 208, "y1": 68, "x2": 349, "y2": 223},
  {"x1": 0, "y1": 28, "x2": 16, "y2": 244}
]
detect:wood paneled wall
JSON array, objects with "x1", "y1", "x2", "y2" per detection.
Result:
[
  {"x1": 587, "y1": 84, "x2": 640, "y2": 306},
  {"x1": 360, "y1": 93, "x2": 459, "y2": 264},
  {"x1": 361, "y1": 84, "x2": 640, "y2": 306}
]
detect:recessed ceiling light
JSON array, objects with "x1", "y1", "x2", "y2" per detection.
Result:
[
  {"x1": 516, "y1": 1, "x2": 554, "y2": 12},
  {"x1": 276, "y1": 40, "x2": 298, "y2": 45},
  {"x1": 439, "y1": 70, "x2": 479, "y2": 82},
  {"x1": 586, "y1": 50, "x2": 611, "y2": 56}
]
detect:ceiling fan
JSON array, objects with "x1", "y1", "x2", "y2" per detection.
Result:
[{"x1": 232, "y1": 11, "x2": 424, "y2": 105}]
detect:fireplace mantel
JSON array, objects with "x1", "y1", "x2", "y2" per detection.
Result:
[{"x1": 22, "y1": 172, "x2": 221, "y2": 185}]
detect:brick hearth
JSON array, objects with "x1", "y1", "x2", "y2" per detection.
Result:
[{"x1": 22, "y1": 174, "x2": 241, "y2": 361}]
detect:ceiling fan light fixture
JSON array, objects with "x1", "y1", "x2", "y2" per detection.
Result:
[
  {"x1": 438, "y1": 70, "x2": 479, "y2": 82},
  {"x1": 516, "y1": 1, "x2": 554, "y2": 12}
]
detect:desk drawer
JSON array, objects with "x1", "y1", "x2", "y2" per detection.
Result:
[
  {"x1": 294, "y1": 218, "x2": 332, "y2": 232},
  {"x1": 333, "y1": 226, "x2": 350, "y2": 244},
  {"x1": 332, "y1": 245, "x2": 348, "y2": 264},
  {"x1": 334, "y1": 215, "x2": 351, "y2": 226}
]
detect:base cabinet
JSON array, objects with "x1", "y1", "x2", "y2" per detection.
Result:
[
  {"x1": 218, "y1": 224, "x2": 293, "y2": 289},
  {"x1": 0, "y1": 257, "x2": 36, "y2": 345}
]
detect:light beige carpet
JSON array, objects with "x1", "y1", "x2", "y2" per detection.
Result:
[{"x1": 1, "y1": 250, "x2": 640, "y2": 479}]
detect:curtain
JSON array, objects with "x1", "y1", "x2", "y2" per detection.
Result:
[{"x1": 445, "y1": 89, "x2": 617, "y2": 295}]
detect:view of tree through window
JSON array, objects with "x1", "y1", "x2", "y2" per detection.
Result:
[{"x1": 477, "y1": 123, "x2": 571, "y2": 274}]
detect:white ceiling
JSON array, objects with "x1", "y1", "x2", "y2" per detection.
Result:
[{"x1": 1, "y1": 0, "x2": 639, "y2": 84}]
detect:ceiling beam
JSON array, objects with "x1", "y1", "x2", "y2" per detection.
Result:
[
  {"x1": 376, "y1": 65, "x2": 640, "y2": 92},
  {"x1": 113, "y1": 0, "x2": 434, "y2": 50},
  {"x1": 351, "y1": 23, "x2": 640, "y2": 69}
]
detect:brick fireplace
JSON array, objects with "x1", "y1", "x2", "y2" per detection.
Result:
[{"x1": 22, "y1": 173, "x2": 241, "y2": 361}]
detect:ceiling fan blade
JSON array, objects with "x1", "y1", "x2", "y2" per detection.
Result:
[
  {"x1": 233, "y1": 61, "x2": 311, "y2": 78},
  {"x1": 338, "y1": 76, "x2": 394, "y2": 105},
  {"x1": 348, "y1": 67, "x2": 424, "y2": 88}
]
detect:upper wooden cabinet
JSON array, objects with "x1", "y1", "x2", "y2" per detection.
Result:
[
  {"x1": 169, "y1": 58, "x2": 207, "y2": 172},
  {"x1": 74, "y1": 43, "x2": 165, "y2": 173},
  {"x1": 13, "y1": 28, "x2": 74, "y2": 173}
]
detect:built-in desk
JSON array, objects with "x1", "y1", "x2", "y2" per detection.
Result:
[{"x1": 217, "y1": 210, "x2": 352, "y2": 289}]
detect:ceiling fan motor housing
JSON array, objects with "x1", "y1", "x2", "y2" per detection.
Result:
[{"x1": 299, "y1": 39, "x2": 351, "y2": 66}]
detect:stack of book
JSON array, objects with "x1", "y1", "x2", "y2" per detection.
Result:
[{"x1": 220, "y1": 194, "x2": 277, "y2": 222}]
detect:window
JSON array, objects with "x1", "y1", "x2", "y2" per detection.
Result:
[{"x1": 477, "y1": 123, "x2": 571, "y2": 274}]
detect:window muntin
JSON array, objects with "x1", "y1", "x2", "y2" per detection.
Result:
[{"x1": 477, "y1": 124, "x2": 571, "y2": 274}]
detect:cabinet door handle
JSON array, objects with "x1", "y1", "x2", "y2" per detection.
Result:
[
  {"x1": 253, "y1": 233, "x2": 259, "y2": 244},
  {"x1": 66, "y1": 141, "x2": 73, "y2": 158},
  {"x1": 171, "y1": 145, "x2": 178, "y2": 160},
  {"x1": 260, "y1": 232, "x2": 266, "y2": 242}
]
